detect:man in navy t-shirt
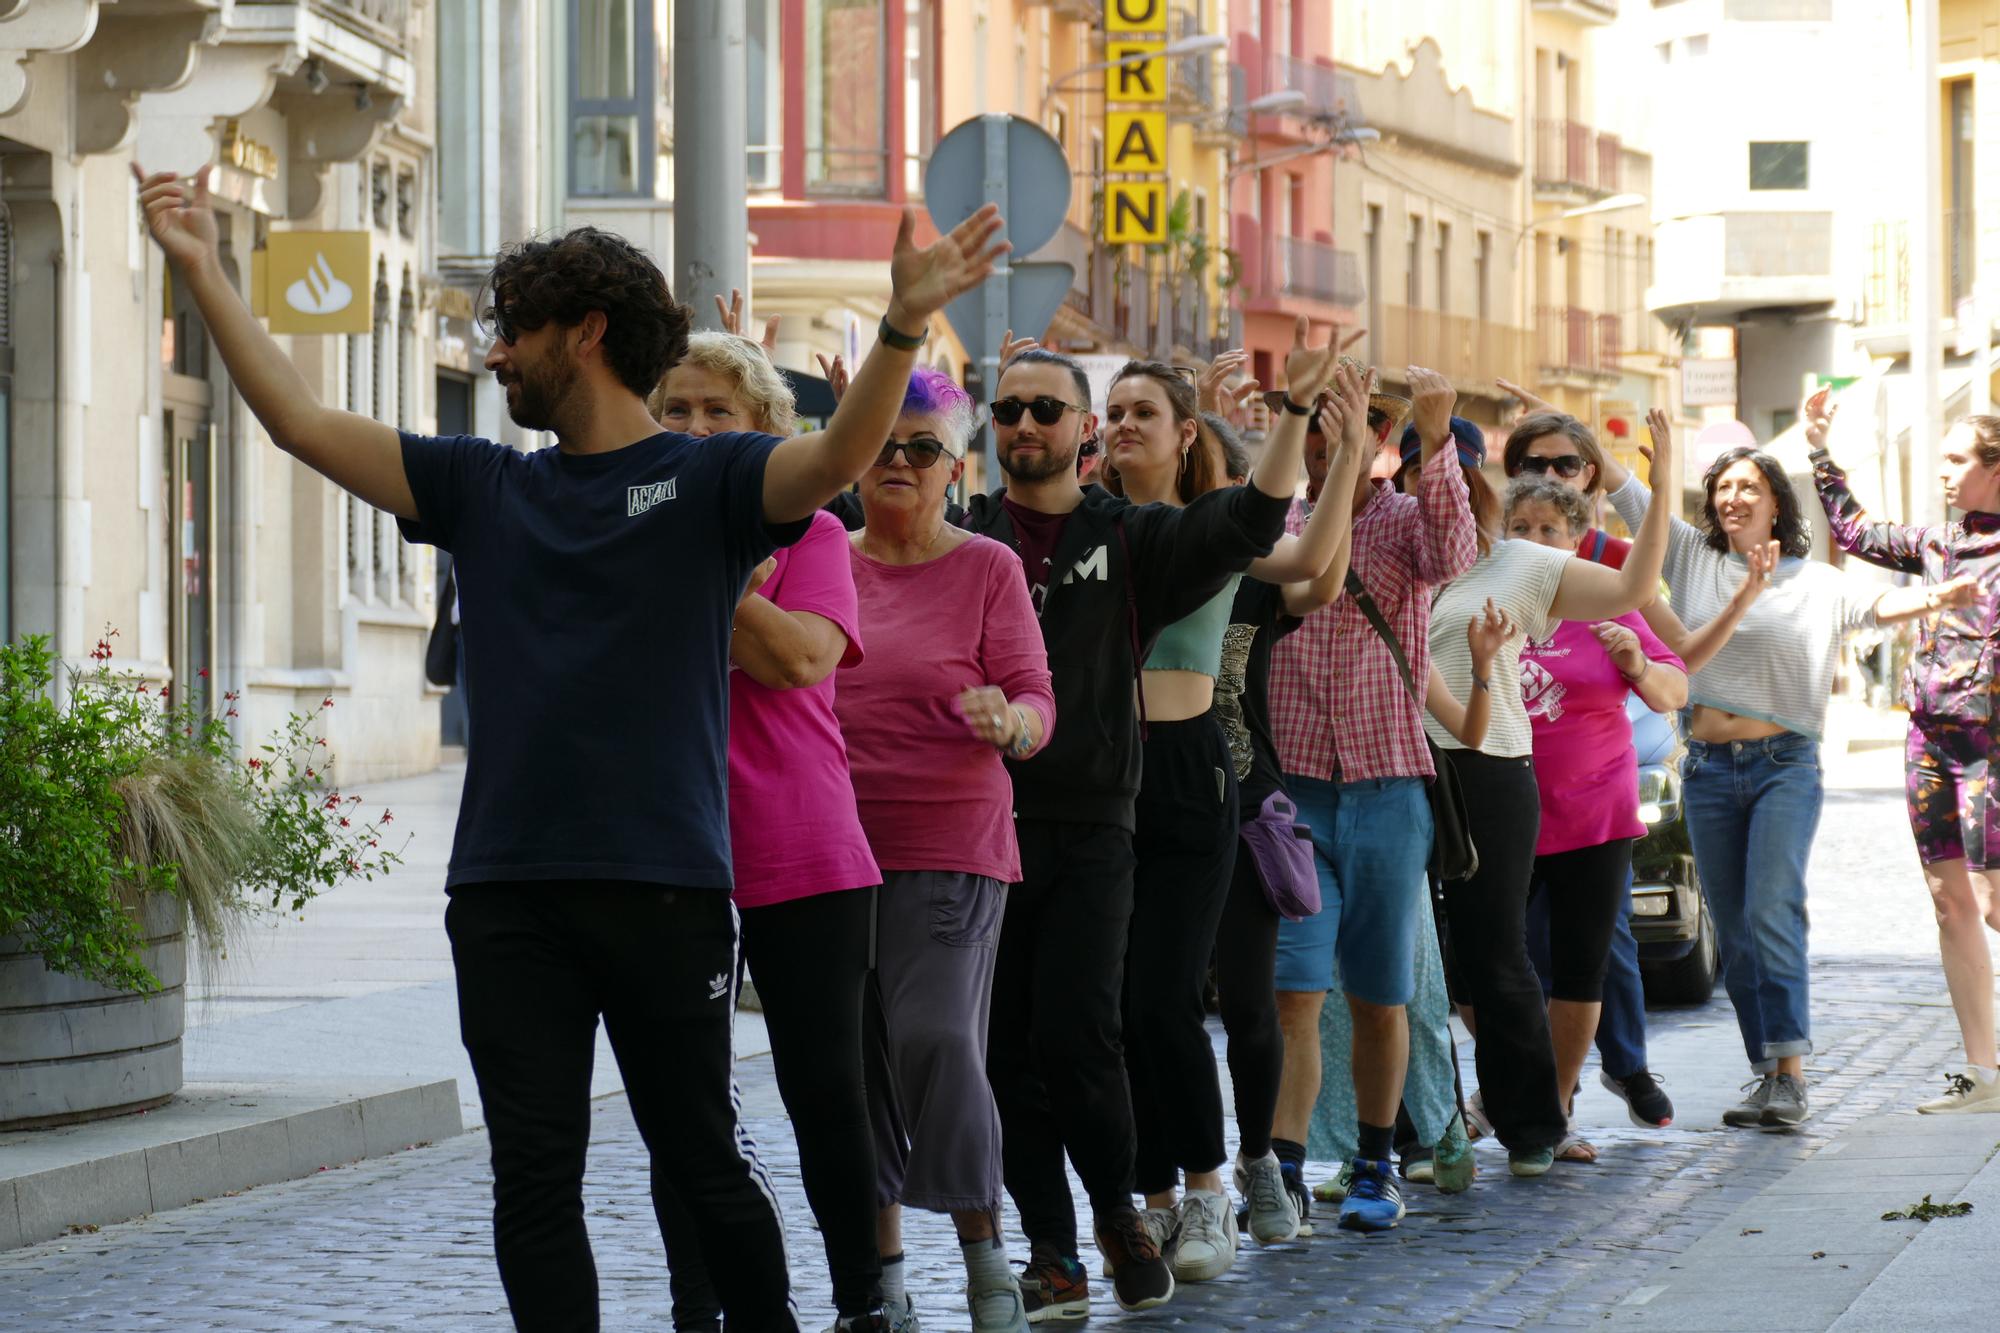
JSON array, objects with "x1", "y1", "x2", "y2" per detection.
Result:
[{"x1": 137, "y1": 159, "x2": 1006, "y2": 1332}]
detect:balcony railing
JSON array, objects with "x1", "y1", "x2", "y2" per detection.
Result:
[
  {"x1": 1271, "y1": 54, "x2": 1353, "y2": 119},
  {"x1": 310, "y1": 0, "x2": 410, "y2": 33},
  {"x1": 1536, "y1": 305, "x2": 1621, "y2": 377},
  {"x1": 1533, "y1": 119, "x2": 1621, "y2": 195},
  {"x1": 1280, "y1": 237, "x2": 1364, "y2": 306},
  {"x1": 1378, "y1": 305, "x2": 1531, "y2": 389},
  {"x1": 1863, "y1": 210, "x2": 1975, "y2": 327}
]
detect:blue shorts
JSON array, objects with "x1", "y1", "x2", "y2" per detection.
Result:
[{"x1": 1272, "y1": 774, "x2": 1433, "y2": 1008}]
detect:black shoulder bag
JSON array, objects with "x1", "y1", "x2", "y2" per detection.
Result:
[{"x1": 1342, "y1": 569, "x2": 1480, "y2": 882}]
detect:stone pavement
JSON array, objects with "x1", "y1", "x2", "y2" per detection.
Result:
[
  {"x1": 4, "y1": 725, "x2": 1996, "y2": 1329},
  {"x1": 0, "y1": 951, "x2": 1978, "y2": 1331}
]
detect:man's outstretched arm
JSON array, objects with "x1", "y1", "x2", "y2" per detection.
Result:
[
  {"x1": 761, "y1": 205, "x2": 1007, "y2": 525},
  {"x1": 138, "y1": 165, "x2": 416, "y2": 518}
]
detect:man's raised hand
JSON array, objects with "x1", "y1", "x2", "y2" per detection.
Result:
[
  {"x1": 887, "y1": 204, "x2": 1009, "y2": 329},
  {"x1": 133, "y1": 164, "x2": 220, "y2": 273}
]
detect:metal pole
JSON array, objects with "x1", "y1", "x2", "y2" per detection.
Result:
[
  {"x1": 980, "y1": 115, "x2": 1011, "y2": 484},
  {"x1": 1912, "y1": 0, "x2": 1943, "y2": 524},
  {"x1": 674, "y1": 1, "x2": 748, "y2": 331}
]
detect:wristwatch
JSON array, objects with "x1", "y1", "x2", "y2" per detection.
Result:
[{"x1": 878, "y1": 313, "x2": 924, "y2": 351}]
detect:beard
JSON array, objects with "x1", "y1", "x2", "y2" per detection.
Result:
[
  {"x1": 997, "y1": 436, "x2": 1080, "y2": 483},
  {"x1": 501, "y1": 343, "x2": 574, "y2": 432}
]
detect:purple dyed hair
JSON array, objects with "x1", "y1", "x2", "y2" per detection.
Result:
[{"x1": 901, "y1": 365, "x2": 979, "y2": 457}]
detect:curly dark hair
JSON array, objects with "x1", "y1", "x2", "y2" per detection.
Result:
[
  {"x1": 480, "y1": 227, "x2": 691, "y2": 398},
  {"x1": 1700, "y1": 447, "x2": 1812, "y2": 558}
]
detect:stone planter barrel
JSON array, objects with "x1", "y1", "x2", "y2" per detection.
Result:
[{"x1": 0, "y1": 894, "x2": 186, "y2": 1129}]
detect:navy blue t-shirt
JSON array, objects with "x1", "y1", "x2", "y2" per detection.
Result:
[{"x1": 397, "y1": 429, "x2": 808, "y2": 890}]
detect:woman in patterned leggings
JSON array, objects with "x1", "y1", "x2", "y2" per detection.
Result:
[{"x1": 1806, "y1": 390, "x2": 2000, "y2": 1115}]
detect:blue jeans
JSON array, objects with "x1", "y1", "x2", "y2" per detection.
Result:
[
  {"x1": 1272, "y1": 775, "x2": 1432, "y2": 1007},
  {"x1": 1526, "y1": 868, "x2": 1648, "y2": 1079},
  {"x1": 1682, "y1": 735, "x2": 1822, "y2": 1071}
]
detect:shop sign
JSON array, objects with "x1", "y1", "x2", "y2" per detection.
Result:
[{"x1": 251, "y1": 231, "x2": 374, "y2": 335}]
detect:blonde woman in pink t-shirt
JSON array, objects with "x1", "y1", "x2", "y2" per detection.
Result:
[
  {"x1": 647, "y1": 332, "x2": 893, "y2": 1333},
  {"x1": 831, "y1": 367, "x2": 1055, "y2": 1333},
  {"x1": 1503, "y1": 477, "x2": 1688, "y2": 1165}
]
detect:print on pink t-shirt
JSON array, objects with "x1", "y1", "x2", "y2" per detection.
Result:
[
  {"x1": 727, "y1": 509, "x2": 881, "y2": 907},
  {"x1": 1518, "y1": 610, "x2": 1683, "y2": 857}
]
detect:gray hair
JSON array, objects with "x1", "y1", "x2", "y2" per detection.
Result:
[{"x1": 1503, "y1": 475, "x2": 1592, "y2": 536}]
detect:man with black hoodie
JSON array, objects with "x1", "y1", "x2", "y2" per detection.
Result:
[{"x1": 971, "y1": 347, "x2": 1293, "y2": 1314}]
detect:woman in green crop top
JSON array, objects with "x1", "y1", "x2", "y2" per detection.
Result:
[{"x1": 1091, "y1": 340, "x2": 1367, "y2": 1281}]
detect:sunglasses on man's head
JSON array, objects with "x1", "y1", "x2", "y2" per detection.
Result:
[
  {"x1": 874, "y1": 436, "x2": 954, "y2": 469},
  {"x1": 990, "y1": 395, "x2": 1085, "y2": 427},
  {"x1": 1517, "y1": 454, "x2": 1587, "y2": 479}
]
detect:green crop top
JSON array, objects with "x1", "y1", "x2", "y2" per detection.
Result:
[{"x1": 1145, "y1": 574, "x2": 1243, "y2": 678}]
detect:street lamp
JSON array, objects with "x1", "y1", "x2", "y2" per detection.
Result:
[
  {"x1": 1514, "y1": 191, "x2": 1647, "y2": 250},
  {"x1": 1042, "y1": 32, "x2": 1229, "y2": 114}
]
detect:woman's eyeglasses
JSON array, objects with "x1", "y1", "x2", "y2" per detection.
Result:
[
  {"x1": 874, "y1": 437, "x2": 954, "y2": 469},
  {"x1": 1517, "y1": 454, "x2": 1587, "y2": 479},
  {"x1": 990, "y1": 395, "x2": 1085, "y2": 427}
]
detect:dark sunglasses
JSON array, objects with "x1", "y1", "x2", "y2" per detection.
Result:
[
  {"x1": 874, "y1": 437, "x2": 953, "y2": 469},
  {"x1": 990, "y1": 395, "x2": 1085, "y2": 427},
  {"x1": 1517, "y1": 454, "x2": 1587, "y2": 479}
]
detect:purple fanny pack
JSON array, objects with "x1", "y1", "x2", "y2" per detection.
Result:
[{"x1": 1239, "y1": 789, "x2": 1320, "y2": 923}]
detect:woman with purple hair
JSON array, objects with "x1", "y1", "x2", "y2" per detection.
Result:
[{"x1": 835, "y1": 365, "x2": 1055, "y2": 1333}]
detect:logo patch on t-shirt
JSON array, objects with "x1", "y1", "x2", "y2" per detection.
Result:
[{"x1": 627, "y1": 479, "x2": 678, "y2": 516}]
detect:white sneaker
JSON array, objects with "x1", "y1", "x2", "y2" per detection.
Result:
[
  {"x1": 1170, "y1": 1189, "x2": 1238, "y2": 1283},
  {"x1": 1234, "y1": 1151, "x2": 1301, "y2": 1244},
  {"x1": 1917, "y1": 1069, "x2": 2000, "y2": 1114}
]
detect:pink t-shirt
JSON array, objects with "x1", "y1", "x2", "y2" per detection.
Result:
[
  {"x1": 836, "y1": 534, "x2": 1055, "y2": 883},
  {"x1": 1518, "y1": 611, "x2": 1684, "y2": 856},
  {"x1": 728, "y1": 510, "x2": 880, "y2": 907}
]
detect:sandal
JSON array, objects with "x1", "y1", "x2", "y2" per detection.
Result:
[{"x1": 1555, "y1": 1122, "x2": 1598, "y2": 1164}]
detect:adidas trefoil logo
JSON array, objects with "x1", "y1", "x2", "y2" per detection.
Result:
[{"x1": 707, "y1": 972, "x2": 729, "y2": 1001}]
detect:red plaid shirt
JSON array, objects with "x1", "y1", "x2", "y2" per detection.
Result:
[{"x1": 1269, "y1": 447, "x2": 1478, "y2": 782}]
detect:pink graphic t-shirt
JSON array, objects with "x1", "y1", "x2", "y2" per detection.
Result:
[
  {"x1": 728, "y1": 509, "x2": 881, "y2": 907},
  {"x1": 1518, "y1": 611, "x2": 1683, "y2": 856}
]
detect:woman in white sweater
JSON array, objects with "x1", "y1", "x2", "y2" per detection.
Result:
[{"x1": 1602, "y1": 443, "x2": 1949, "y2": 1131}]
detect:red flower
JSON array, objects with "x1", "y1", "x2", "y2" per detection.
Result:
[
  {"x1": 381, "y1": 810, "x2": 394, "y2": 824},
  {"x1": 304, "y1": 768, "x2": 315, "y2": 780},
  {"x1": 197, "y1": 668, "x2": 208, "y2": 678},
  {"x1": 248, "y1": 758, "x2": 262, "y2": 770},
  {"x1": 136, "y1": 684, "x2": 148, "y2": 695},
  {"x1": 322, "y1": 697, "x2": 335, "y2": 709},
  {"x1": 159, "y1": 686, "x2": 171, "y2": 702},
  {"x1": 339, "y1": 817, "x2": 351, "y2": 828},
  {"x1": 324, "y1": 795, "x2": 342, "y2": 811},
  {"x1": 317, "y1": 738, "x2": 329, "y2": 748}
]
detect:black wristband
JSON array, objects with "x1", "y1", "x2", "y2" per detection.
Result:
[
  {"x1": 877, "y1": 314, "x2": 924, "y2": 351},
  {"x1": 1281, "y1": 395, "x2": 1315, "y2": 417}
]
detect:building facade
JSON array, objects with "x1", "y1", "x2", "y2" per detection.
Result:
[{"x1": 2, "y1": 0, "x2": 444, "y2": 782}]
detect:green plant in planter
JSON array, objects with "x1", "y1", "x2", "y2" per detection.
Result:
[{"x1": 0, "y1": 631, "x2": 405, "y2": 992}]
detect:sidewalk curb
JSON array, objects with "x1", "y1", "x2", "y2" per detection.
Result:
[{"x1": 0, "y1": 1078, "x2": 463, "y2": 1251}]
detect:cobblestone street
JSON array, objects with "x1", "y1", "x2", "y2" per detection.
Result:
[{"x1": 1, "y1": 749, "x2": 1986, "y2": 1331}]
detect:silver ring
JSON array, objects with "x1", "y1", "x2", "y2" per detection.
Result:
[{"x1": 991, "y1": 712, "x2": 1004, "y2": 729}]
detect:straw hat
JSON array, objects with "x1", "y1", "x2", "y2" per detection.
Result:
[{"x1": 1340, "y1": 355, "x2": 1412, "y2": 437}]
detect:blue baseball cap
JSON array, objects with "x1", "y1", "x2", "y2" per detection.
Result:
[{"x1": 1400, "y1": 417, "x2": 1486, "y2": 470}]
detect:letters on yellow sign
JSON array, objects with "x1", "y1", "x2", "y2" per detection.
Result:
[
  {"x1": 253, "y1": 231, "x2": 374, "y2": 335},
  {"x1": 1104, "y1": 181, "x2": 1168, "y2": 246},
  {"x1": 1106, "y1": 111, "x2": 1167, "y2": 174},
  {"x1": 1106, "y1": 0, "x2": 1166, "y2": 34},
  {"x1": 1106, "y1": 41, "x2": 1166, "y2": 103}
]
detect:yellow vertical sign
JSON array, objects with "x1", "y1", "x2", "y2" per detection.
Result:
[
  {"x1": 1101, "y1": 8, "x2": 1168, "y2": 245},
  {"x1": 1106, "y1": 0, "x2": 1168, "y2": 34}
]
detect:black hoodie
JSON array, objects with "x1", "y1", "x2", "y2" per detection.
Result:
[{"x1": 833, "y1": 482, "x2": 1288, "y2": 831}]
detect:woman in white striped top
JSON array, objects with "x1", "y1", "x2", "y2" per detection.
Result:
[{"x1": 1602, "y1": 442, "x2": 1950, "y2": 1131}]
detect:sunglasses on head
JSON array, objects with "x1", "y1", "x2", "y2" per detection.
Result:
[
  {"x1": 874, "y1": 436, "x2": 955, "y2": 469},
  {"x1": 1517, "y1": 454, "x2": 1587, "y2": 479},
  {"x1": 990, "y1": 395, "x2": 1085, "y2": 427}
]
